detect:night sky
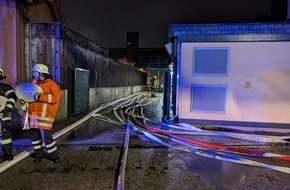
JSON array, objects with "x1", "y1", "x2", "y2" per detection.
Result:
[{"x1": 59, "y1": 0, "x2": 272, "y2": 48}]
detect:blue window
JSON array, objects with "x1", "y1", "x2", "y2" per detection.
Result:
[
  {"x1": 193, "y1": 48, "x2": 229, "y2": 76},
  {"x1": 191, "y1": 84, "x2": 227, "y2": 113}
]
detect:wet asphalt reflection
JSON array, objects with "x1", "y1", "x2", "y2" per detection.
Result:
[{"x1": 189, "y1": 157, "x2": 249, "y2": 188}]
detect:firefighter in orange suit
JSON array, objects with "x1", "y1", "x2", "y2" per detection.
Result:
[
  {"x1": 0, "y1": 68, "x2": 17, "y2": 161},
  {"x1": 27, "y1": 64, "x2": 61, "y2": 163}
]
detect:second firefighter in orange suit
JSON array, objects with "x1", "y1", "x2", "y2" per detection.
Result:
[{"x1": 27, "y1": 64, "x2": 61, "y2": 163}]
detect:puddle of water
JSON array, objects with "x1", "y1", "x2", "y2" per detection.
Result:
[{"x1": 58, "y1": 118, "x2": 124, "y2": 145}]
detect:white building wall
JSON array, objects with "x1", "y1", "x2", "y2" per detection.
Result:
[{"x1": 179, "y1": 42, "x2": 290, "y2": 124}]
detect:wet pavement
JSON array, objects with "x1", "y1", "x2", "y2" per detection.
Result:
[{"x1": 0, "y1": 93, "x2": 290, "y2": 190}]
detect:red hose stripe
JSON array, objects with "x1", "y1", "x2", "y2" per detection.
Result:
[{"x1": 133, "y1": 118, "x2": 265, "y2": 156}]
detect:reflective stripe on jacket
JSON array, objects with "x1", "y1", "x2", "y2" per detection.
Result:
[
  {"x1": 0, "y1": 82, "x2": 17, "y2": 121},
  {"x1": 28, "y1": 79, "x2": 61, "y2": 130}
]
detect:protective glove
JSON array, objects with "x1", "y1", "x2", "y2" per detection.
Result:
[{"x1": 21, "y1": 103, "x2": 28, "y2": 111}]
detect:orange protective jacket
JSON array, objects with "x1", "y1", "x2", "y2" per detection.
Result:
[{"x1": 28, "y1": 79, "x2": 61, "y2": 130}]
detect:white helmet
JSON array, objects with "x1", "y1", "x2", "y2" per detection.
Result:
[{"x1": 32, "y1": 64, "x2": 50, "y2": 74}]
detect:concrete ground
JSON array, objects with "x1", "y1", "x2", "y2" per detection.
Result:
[{"x1": 0, "y1": 93, "x2": 290, "y2": 190}]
